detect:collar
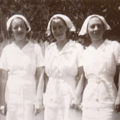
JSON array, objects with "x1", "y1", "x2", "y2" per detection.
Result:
[
  {"x1": 12, "y1": 41, "x2": 34, "y2": 52},
  {"x1": 89, "y1": 39, "x2": 109, "y2": 53},
  {"x1": 55, "y1": 40, "x2": 75, "y2": 55}
]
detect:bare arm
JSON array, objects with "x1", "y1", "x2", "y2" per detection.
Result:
[
  {"x1": 35, "y1": 67, "x2": 44, "y2": 102},
  {"x1": 75, "y1": 67, "x2": 85, "y2": 99},
  {"x1": 0, "y1": 69, "x2": 8, "y2": 115},
  {"x1": 115, "y1": 65, "x2": 120, "y2": 112},
  {"x1": 34, "y1": 67, "x2": 45, "y2": 115},
  {"x1": 71, "y1": 66, "x2": 85, "y2": 109},
  {"x1": 35, "y1": 67, "x2": 44, "y2": 90}
]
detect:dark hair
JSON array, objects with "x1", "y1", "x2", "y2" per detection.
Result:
[
  {"x1": 50, "y1": 16, "x2": 70, "y2": 41},
  {"x1": 8, "y1": 17, "x2": 29, "y2": 36}
]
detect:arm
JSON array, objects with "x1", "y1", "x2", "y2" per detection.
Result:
[
  {"x1": 75, "y1": 44, "x2": 85, "y2": 101},
  {"x1": 35, "y1": 67, "x2": 44, "y2": 90},
  {"x1": 75, "y1": 67, "x2": 84, "y2": 100},
  {"x1": 34, "y1": 67, "x2": 45, "y2": 115},
  {"x1": 35, "y1": 44, "x2": 45, "y2": 105},
  {"x1": 115, "y1": 65, "x2": 120, "y2": 112},
  {"x1": 0, "y1": 69, "x2": 8, "y2": 115},
  {"x1": 71, "y1": 66, "x2": 85, "y2": 109}
]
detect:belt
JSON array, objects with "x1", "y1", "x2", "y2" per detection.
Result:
[
  {"x1": 88, "y1": 74, "x2": 114, "y2": 84},
  {"x1": 49, "y1": 76, "x2": 76, "y2": 83}
]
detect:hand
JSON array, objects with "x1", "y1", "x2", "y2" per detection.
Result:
[
  {"x1": 70, "y1": 95, "x2": 82, "y2": 110},
  {"x1": 115, "y1": 95, "x2": 120, "y2": 112},
  {"x1": 34, "y1": 106, "x2": 44, "y2": 116},
  {"x1": 34, "y1": 100, "x2": 44, "y2": 116},
  {"x1": 0, "y1": 104, "x2": 7, "y2": 116}
]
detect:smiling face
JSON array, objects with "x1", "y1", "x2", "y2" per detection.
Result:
[
  {"x1": 50, "y1": 18, "x2": 68, "y2": 42},
  {"x1": 11, "y1": 17, "x2": 27, "y2": 41},
  {"x1": 87, "y1": 17, "x2": 105, "y2": 42}
]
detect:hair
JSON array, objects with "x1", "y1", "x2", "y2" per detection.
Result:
[
  {"x1": 8, "y1": 17, "x2": 29, "y2": 36},
  {"x1": 50, "y1": 16, "x2": 70, "y2": 41}
]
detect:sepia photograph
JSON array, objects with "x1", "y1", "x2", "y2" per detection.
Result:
[{"x1": 0, "y1": 0, "x2": 120, "y2": 120}]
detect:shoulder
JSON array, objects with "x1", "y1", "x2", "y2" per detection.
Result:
[
  {"x1": 70, "y1": 40, "x2": 84, "y2": 51},
  {"x1": 29, "y1": 41, "x2": 38, "y2": 47},
  {"x1": 105, "y1": 39, "x2": 119, "y2": 45},
  {"x1": 2, "y1": 43, "x2": 13, "y2": 52},
  {"x1": 29, "y1": 41, "x2": 41, "y2": 50},
  {"x1": 46, "y1": 42, "x2": 56, "y2": 52},
  {"x1": 74, "y1": 41, "x2": 83, "y2": 48},
  {"x1": 111, "y1": 40, "x2": 119, "y2": 46},
  {"x1": 84, "y1": 45, "x2": 91, "y2": 52},
  {"x1": 105, "y1": 39, "x2": 120, "y2": 48}
]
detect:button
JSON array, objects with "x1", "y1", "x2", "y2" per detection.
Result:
[
  {"x1": 96, "y1": 98, "x2": 99, "y2": 102},
  {"x1": 96, "y1": 79, "x2": 100, "y2": 84},
  {"x1": 96, "y1": 78, "x2": 102, "y2": 84},
  {"x1": 97, "y1": 108, "x2": 99, "y2": 111}
]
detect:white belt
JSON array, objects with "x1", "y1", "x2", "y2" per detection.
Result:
[
  {"x1": 88, "y1": 74, "x2": 113, "y2": 84},
  {"x1": 8, "y1": 74, "x2": 35, "y2": 81},
  {"x1": 49, "y1": 76, "x2": 76, "y2": 83}
]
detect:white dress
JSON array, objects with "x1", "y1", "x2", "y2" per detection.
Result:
[
  {"x1": 0, "y1": 41, "x2": 44, "y2": 120},
  {"x1": 44, "y1": 40, "x2": 84, "y2": 120},
  {"x1": 82, "y1": 39, "x2": 120, "y2": 120}
]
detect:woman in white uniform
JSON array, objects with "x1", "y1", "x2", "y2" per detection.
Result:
[
  {"x1": 0, "y1": 14, "x2": 44, "y2": 120},
  {"x1": 78, "y1": 14, "x2": 120, "y2": 120},
  {"x1": 36, "y1": 14, "x2": 84, "y2": 120}
]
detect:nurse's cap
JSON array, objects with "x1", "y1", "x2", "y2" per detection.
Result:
[
  {"x1": 79, "y1": 14, "x2": 111, "y2": 36},
  {"x1": 7, "y1": 14, "x2": 31, "y2": 32},
  {"x1": 46, "y1": 14, "x2": 76, "y2": 36}
]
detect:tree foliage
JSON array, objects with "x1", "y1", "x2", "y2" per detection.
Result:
[{"x1": 0, "y1": 0, "x2": 120, "y2": 42}]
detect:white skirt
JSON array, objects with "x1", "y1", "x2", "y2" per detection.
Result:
[
  {"x1": 44, "y1": 77, "x2": 82, "y2": 120},
  {"x1": 6, "y1": 74, "x2": 36, "y2": 120}
]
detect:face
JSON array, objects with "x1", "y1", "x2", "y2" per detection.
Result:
[
  {"x1": 87, "y1": 17, "x2": 105, "y2": 42},
  {"x1": 11, "y1": 17, "x2": 27, "y2": 41},
  {"x1": 51, "y1": 18, "x2": 68, "y2": 41}
]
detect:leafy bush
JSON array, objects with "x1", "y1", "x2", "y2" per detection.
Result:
[{"x1": 0, "y1": 0, "x2": 120, "y2": 43}]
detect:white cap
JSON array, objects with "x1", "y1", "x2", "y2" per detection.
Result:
[
  {"x1": 7, "y1": 14, "x2": 31, "y2": 32},
  {"x1": 46, "y1": 14, "x2": 76, "y2": 36},
  {"x1": 79, "y1": 14, "x2": 111, "y2": 36}
]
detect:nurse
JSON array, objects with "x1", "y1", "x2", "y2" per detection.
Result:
[
  {"x1": 36, "y1": 14, "x2": 84, "y2": 120},
  {"x1": 78, "y1": 14, "x2": 120, "y2": 120},
  {"x1": 0, "y1": 14, "x2": 44, "y2": 120}
]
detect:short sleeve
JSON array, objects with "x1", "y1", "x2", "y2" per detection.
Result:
[
  {"x1": 35, "y1": 44, "x2": 45, "y2": 68},
  {"x1": 77, "y1": 43, "x2": 84, "y2": 67},
  {"x1": 0, "y1": 47, "x2": 9, "y2": 71},
  {"x1": 113, "y1": 41, "x2": 120, "y2": 65}
]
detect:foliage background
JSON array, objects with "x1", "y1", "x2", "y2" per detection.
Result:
[{"x1": 0, "y1": 0, "x2": 120, "y2": 44}]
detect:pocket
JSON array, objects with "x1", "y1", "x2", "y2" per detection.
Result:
[
  {"x1": 104, "y1": 56, "x2": 115, "y2": 75},
  {"x1": 105, "y1": 56, "x2": 111, "y2": 73},
  {"x1": 101, "y1": 52, "x2": 116, "y2": 75},
  {"x1": 100, "y1": 53, "x2": 110, "y2": 72}
]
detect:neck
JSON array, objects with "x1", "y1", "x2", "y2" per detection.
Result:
[
  {"x1": 91, "y1": 38, "x2": 104, "y2": 49},
  {"x1": 56, "y1": 38, "x2": 69, "y2": 51},
  {"x1": 14, "y1": 38, "x2": 28, "y2": 49}
]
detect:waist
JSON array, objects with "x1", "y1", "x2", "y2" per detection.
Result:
[
  {"x1": 87, "y1": 74, "x2": 114, "y2": 84},
  {"x1": 49, "y1": 76, "x2": 76, "y2": 83},
  {"x1": 9, "y1": 70, "x2": 33, "y2": 75},
  {"x1": 8, "y1": 73, "x2": 35, "y2": 81}
]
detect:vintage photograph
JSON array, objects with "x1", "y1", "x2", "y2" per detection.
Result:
[{"x1": 0, "y1": 0, "x2": 120, "y2": 120}]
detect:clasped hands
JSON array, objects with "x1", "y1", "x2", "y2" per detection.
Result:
[
  {"x1": 115, "y1": 95, "x2": 120, "y2": 113},
  {"x1": 0, "y1": 104, "x2": 7, "y2": 116},
  {"x1": 0, "y1": 102, "x2": 44, "y2": 116},
  {"x1": 70, "y1": 95, "x2": 82, "y2": 110},
  {"x1": 34, "y1": 99, "x2": 44, "y2": 116}
]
